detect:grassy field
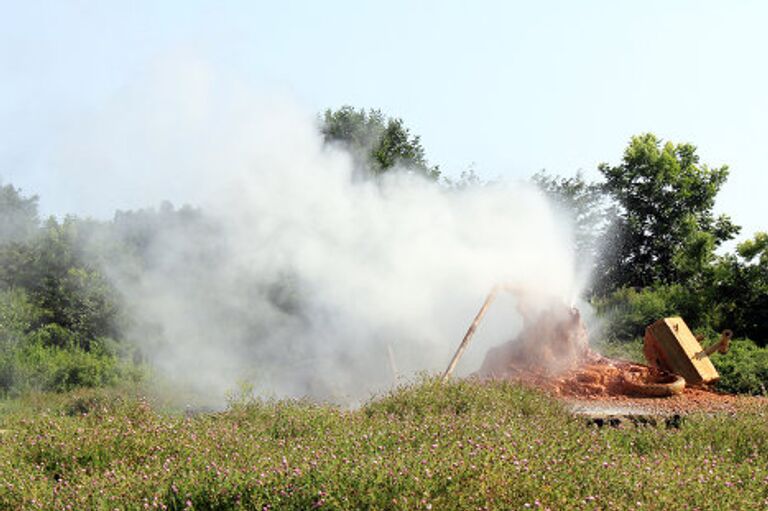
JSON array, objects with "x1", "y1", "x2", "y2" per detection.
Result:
[{"x1": 1, "y1": 378, "x2": 767, "y2": 510}]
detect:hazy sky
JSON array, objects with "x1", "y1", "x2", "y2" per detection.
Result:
[{"x1": 1, "y1": 0, "x2": 766, "y2": 239}]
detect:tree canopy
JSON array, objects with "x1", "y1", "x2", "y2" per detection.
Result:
[
  {"x1": 0, "y1": 182, "x2": 39, "y2": 243},
  {"x1": 595, "y1": 133, "x2": 739, "y2": 293},
  {"x1": 532, "y1": 170, "x2": 610, "y2": 268},
  {"x1": 536, "y1": 133, "x2": 766, "y2": 347},
  {"x1": 321, "y1": 106, "x2": 440, "y2": 180}
]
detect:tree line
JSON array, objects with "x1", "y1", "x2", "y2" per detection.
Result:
[{"x1": 0, "y1": 106, "x2": 766, "y2": 396}]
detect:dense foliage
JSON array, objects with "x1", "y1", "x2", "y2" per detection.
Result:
[
  {"x1": 0, "y1": 183, "x2": 153, "y2": 396},
  {"x1": 532, "y1": 170, "x2": 610, "y2": 269},
  {"x1": 595, "y1": 134, "x2": 739, "y2": 292},
  {"x1": 1, "y1": 379, "x2": 767, "y2": 510},
  {"x1": 321, "y1": 106, "x2": 440, "y2": 180}
]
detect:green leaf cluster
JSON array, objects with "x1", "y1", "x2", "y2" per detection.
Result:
[
  {"x1": 321, "y1": 106, "x2": 440, "y2": 180},
  {"x1": 596, "y1": 133, "x2": 738, "y2": 292}
]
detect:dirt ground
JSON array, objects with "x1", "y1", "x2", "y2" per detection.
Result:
[
  {"x1": 470, "y1": 297, "x2": 767, "y2": 417},
  {"x1": 521, "y1": 358, "x2": 766, "y2": 416},
  {"x1": 481, "y1": 354, "x2": 767, "y2": 416}
]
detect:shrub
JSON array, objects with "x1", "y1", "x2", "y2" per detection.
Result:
[
  {"x1": 1, "y1": 342, "x2": 144, "y2": 396},
  {"x1": 713, "y1": 339, "x2": 768, "y2": 395},
  {"x1": 594, "y1": 285, "x2": 710, "y2": 343},
  {"x1": 0, "y1": 288, "x2": 39, "y2": 348},
  {"x1": 25, "y1": 322, "x2": 79, "y2": 349}
]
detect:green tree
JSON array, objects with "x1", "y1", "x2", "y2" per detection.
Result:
[
  {"x1": 595, "y1": 133, "x2": 739, "y2": 294},
  {"x1": 0, "y1": 288, "x2": 39, "y2": 351},
  {"x1": 321, "y1": 106, "x2": 440, "y2": 180},
  {"x1": 0, "y1": 216, "x2": 120, "y2": 348},
  {"x1": 0, "y1": 181, "x2": 39, "y2": 243},
  {"x1": 532, "y1": 170, "x2": 611, "y2": 274},
  {"x1": 708, "y1": 232, "x2": 768, "y2": 345},
  {"x1": 737, "y1": 232, "x2": 768, "y2": 265}
]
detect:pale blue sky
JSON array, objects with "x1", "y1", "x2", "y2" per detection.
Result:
[{"x1": 1, "y1": 1, "x2": 766, "y2": 239}]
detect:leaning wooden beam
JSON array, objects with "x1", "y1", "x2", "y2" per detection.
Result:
[
  {"x1": 697, "y1": 329, "x2": 733, "y2": 360},
  {"x1": 442, "y1": 286, "x2": 499, "y2": 381}
]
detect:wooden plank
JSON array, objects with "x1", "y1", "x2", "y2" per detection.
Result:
[
  {"x1": 442, "y1": 287, "x2": 499, "y2": 381},
  {"x1": 646, "y1": 317, "x2": 719, "y2": 385}
]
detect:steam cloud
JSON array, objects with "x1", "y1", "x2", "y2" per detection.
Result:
[{"x1": 48, "y1": 64, "x2": 582, "y2": 404}]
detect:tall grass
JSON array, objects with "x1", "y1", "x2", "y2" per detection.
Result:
[{"x1": 1, "y1": 378, "x2": 767, "y2": 510}]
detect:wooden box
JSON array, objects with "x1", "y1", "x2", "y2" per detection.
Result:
[{"x1": 644, "y1": 317, "x2": 719, "y2": 385}]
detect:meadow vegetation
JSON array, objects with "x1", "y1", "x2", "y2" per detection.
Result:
[{"x1": 1, "y1": 379, "x2": 767, "y2": 510}]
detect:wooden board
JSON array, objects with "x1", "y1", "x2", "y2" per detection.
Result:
[{"x1": 645, "y1": 317, "x2": 719, "y2": 385}]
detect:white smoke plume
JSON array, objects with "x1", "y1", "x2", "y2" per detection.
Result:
[{"x1": 50, "y1": 62, "x2": 582, "y2": 404}]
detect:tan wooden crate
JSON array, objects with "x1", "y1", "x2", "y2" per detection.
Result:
[{"x1": 644, "y1": 317, "x2": 719, "y2": 385}]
